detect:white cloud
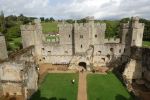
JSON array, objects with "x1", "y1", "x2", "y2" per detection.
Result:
[{"x1": 0, "y1": 0, "x2": 150, "y2": 19}]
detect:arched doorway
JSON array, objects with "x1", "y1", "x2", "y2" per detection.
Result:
[{"x1": 78, "y1": 62, "x2": 87, "y2": 69}]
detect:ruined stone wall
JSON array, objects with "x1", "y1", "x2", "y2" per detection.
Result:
[
  {"x1": 141, "y1": 47, "x2": 150, "y2": 88},
  {"x1": 0, "y1": 35, "x2": 8, "y2": 60},
  {"x1": 38, "y1": 44, "x2": 72, "y2": 64},
  {"x1": 0, "y1": 61, "x2": 38, "y2": 98}
]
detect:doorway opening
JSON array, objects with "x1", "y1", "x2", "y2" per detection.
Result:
[{"x1": 78, "y1": 62, "x2": 87, "y2": 69}]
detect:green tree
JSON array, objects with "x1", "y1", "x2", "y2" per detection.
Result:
[
  {"x1": 49, "y1": 17, "x2": 55, "y2": 22},
  {"x1": 40, "y1": 17, "x2": 45, "y2": 21},
  {"x1": 0, "y1": 11, "x2": 6, "y2": 33},
  {"x1": 45, "y1": 18, "x2": 49, "y2": 22}
]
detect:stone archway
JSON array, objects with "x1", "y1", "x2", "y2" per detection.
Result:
[{"x1": 78, "y1": 62, "x2": 87, "y2": 69}]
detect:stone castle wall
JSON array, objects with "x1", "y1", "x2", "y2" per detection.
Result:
[
  {"x1": 20, "y1": 17, "x2": 145, "y2": 69},
  {"x1": 0, "y1": 34, "x2": 8, "y2": 60}
]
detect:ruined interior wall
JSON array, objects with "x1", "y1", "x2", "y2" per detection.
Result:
[
  {"x1": 38, "y1": 44, "x2": 72, "y2": 64},
  {"x1": 142, "y1": 47, "x2": 150, "y2": 88},
  {"x1": 0, "y1": 36, "x2": 8, "y2": 60},
  {"x1": 94, "y1": 44, "x2": 124, "y2": 56},
  {"x1": 2, "y1": 83, "x2": 22, "y2": 95},
  {"x1": 0, "y1": 62, "x2": 23, "y2": 81},
  {"x1": 26, "y1": 63, "x2": 38, "y2": 91}
]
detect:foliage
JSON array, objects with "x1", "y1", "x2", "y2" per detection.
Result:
[
  {"x1": 77, "y1": 18, "x2": 87, "y2": 23},
  {"x1": 140, "y1": 18, "x2": 150, "y2": 41},
  {"x1": 87, "y1": 73, "x2": 133, "y2": 100},
  {"x1": 106, "y1": 20, "x2": 120, "y2": 38},
  {"x1": 30, "y1": 73, "x2": 78, "y2": 100},
  {"x1": 40, "y1": 17, "x2": 45, "y2": 21},
  {"x1": 66, "y1": 19, "x2": 75, "y2": 23}
]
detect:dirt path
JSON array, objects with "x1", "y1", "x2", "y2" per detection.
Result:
[{"x1": 77, "y1": 72, "x2": 87, "y2": 100}]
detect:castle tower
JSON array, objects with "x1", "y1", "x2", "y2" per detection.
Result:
[
  {"x1": 123, "y1": 17, "x2": 144, "y2": 85},
  {"x1": 0, "y1": 33, "x2": 8, "y2": 60},
  {"x1": 130, "y1": 17, "x2": 144, "y2": 47},
  {"x1": 20, "y1": 19, "x2": 43, "y2": 63},
  {"x1": 20, "y1": 19, "x2": 42, "y2": 48}
]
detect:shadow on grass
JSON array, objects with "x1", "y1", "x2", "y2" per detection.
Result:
[
  {"x1": 30, "y1": 90, "x2": 67, "y2": 100},
  {"x1": 96, "y1": 94, "x2": 134, "y2": 100},
  {"x1": 115, "y1": 94, "x2": 133, "y2": 100}
]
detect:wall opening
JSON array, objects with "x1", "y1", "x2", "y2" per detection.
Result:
[
  {"x1": 110, "y1": 48, "x2": 114, "y2": 52},
  {"x1": 106, "y1": 54, "x2": 110, "y2": 60},
  {"x1": 101, "y1": 58, "x2": 105, "y2": 62},
  {"x1": 69, "y1": 34, "x2": 70, "y2": 38},
  {"x1": 81, "y1": 44, "x2": 82, "y2": 48},
  {"x1": 80, "y1": 35, "x2": 83, "y2": 38},
  {"x1": 78, "y1": 62, "x2": 87, "y2": 69},
  {"x1": 95, "y1": 34, "x2": 97, "y2": 38},
  {"x1": 119, "y1": 49, "x2": 121, "y2": 53},
  {"x1": 98, "y1": 51, "x2": 101, "y2": 54}
]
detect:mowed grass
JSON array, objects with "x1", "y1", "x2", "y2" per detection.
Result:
[
  {"x1": 143, "y1": 41, "x2": 150, "y2": 47},
  {"x1": 30, "y1": 73, "x2": 78, "y2": 100},
  {"x1": 42, "y1": 22, "x2": 58, "y2": 33},
  {"x1": 87, "y1": 73, "x2": 133, "y2": 100}
]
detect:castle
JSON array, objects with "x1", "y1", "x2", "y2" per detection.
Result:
[
  {"x1": 1, "y1": 16, "x2": 150, "y2": 99},
  {"x1": 20, "y1": 16, "x2": 144, "y2": 70}
]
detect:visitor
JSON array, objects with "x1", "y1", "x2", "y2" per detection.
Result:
[
  {"x1": 81, "y1": 68, "x2": 84, "y2": 73},
  {"x1": 71, "y1": 79, "x2": 75, "y2": 84}
]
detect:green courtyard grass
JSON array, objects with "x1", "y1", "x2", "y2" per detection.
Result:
[
  {"x1": 87, "y1": 73, "x2": 133, "y2": 100},
  {"x1": 30, "y1": 73, "x2": 78, "y2": 100}
]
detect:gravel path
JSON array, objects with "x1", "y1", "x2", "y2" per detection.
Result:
[{"x1": 77, "y1": 72, "x2": 87, "y2": 100}]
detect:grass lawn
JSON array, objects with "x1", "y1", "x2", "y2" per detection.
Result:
[
  {"x1": 143, "y1": 41, "x2": 150, "y2": 47},
  {"x1": 42, "y1": 22, "x2": 58, "y2": 33},
  {"x1": 87, "y1": 73, "x2": 133, "y2": 100},
  {"x1": 30, "y1": 73, "x2": 78, "y2": 100}
]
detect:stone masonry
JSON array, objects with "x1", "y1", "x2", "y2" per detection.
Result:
[
  {"x1": 20, "y1": 16, "x2": 144, "y2": 71},
  {"x1": 0, "y1": 32, "x2": 8, "y2": 61}
]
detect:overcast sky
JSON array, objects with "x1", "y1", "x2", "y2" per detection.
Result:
[{"x1": 0, "y1": 0, "x2": 150, "y2": 19}]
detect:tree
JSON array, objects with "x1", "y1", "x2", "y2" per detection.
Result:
[
  {"x1": 40, "y1": 17, "x2": 45, "y2": 21},
  {"x1": 66, "y1": 19, "x2": 74, "y2": 23},
  {"x1": 120, "y1": 18, "x2": 130, "y2": 23},
  {"x1": 45, "y1": 18, "x2": 49, "y2": 22},
  {"x1": 49, "y1": 17, "x2": 55, "y2": 22},
  {"x1": 0, "y1": 11, "x2": 6, "y2": 33}
]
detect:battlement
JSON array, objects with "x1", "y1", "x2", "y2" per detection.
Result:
[
  {"x1": 132, "y1": 23, "x2": 145, "y2": 28},
  {"x1": 132, "y1": 16, "x2": 140, "y2": 22},
  {"x1": 58, "y1": 23, "x2": 73, "y2": 28},
  {"x1": 85, "y1": 16, "x2": 94, "y2": 21}
]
